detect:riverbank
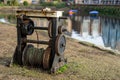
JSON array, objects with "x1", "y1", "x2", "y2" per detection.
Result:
[
  {"x1": 75, "y1": 5, "x2": 120, "y2": 18},
  {"x1": 0, "y1": 6, "x2": 70, "y2": 16},
  {"x1": 0, "y1": 23, "x2": 120, "y2": 80},
  {"x1": 1, "y1": 5, "x2": 120, "y2": 19},
  {"x1": 0, "y1": 6, "x2": 70, "y2": 11},
  {"x1": 0, "y1": 6, "x2": 18, "y2": 13}
]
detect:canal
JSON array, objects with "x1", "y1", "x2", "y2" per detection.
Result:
[
  {"x1": 0, "y1": 12, "x2": 120, "y2": 51},
  {"x1": 71, "y1": 16, "x2": 120, "y2": 51}
]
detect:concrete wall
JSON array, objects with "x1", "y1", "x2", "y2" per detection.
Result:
[{"x1": 75, "y1": 0, "x2": 83, "y2": 4}]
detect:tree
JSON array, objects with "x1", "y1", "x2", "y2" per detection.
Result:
[
  {"x1": 23, "y1": 1, "x2": 29, "y2": 6},
  {"x1": 0, "y1": 0, "x2": 4, "y2": 2},
  {"x1": 7, "y1": 0, "x2": 11, "y2": 5},
  {"x1": 11, "y1": 0, "x2": 19, "y2": 6},
  {"x1": 0, "y1": 0, "x2": 4, "y2": 4}
]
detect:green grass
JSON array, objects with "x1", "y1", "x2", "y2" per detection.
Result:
[
  {"x1": 0, "y1": 3, "x2": 5, "y2": 6},
  {"x1": 56, "y1": 64, "x2": 68, "y2": 74},
  {"x1": 0, "y1": 23, "x2": 120, "y2": 80}
]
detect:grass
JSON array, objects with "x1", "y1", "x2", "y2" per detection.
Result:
[
  {"x1": 56, "y1": 64, "x2": 68, "y2": 74},
  {"x1": 0, "y1": 23, "x2": 120, "y2": 80},
  {"x1": 0, "y1": 3, "x2": 4, "y2": 6}
]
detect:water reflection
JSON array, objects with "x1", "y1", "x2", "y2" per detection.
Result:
[
  {"x1": 0, "y1": 18, "x2": 9, "y2": 23},
  {"x1": 71, "y1": 16, "x2": 120, "y2": 50},
  {"x1": 101, "y1": 18, "x2": 120, "y2": 50},
  {"x1": 0, "y1": 12, "x2": 120, "y2": 51},
  {"x1": 0, "y1": 13, "x2": 16, "y2": 24}
]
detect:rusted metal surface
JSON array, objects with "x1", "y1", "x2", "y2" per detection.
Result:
[
  {"x1": 50, "y1": 54, "x2": 67, "y2": 73},
  {"x1": 43, "y1": 47, "x2": 51, "y2": 69},
  {"x1": 13, "y1": 9, "x2": 68, "y2": 73},
  {"x1": 34, "y1": 27, "x2": 48, "y2": 30},
  {"x1": 48, "y1": 20, "x2": 52, "y2": 38},
  {"x1": 22, "y1": 44, "x2": 44, "y2": 67},
  {"x1": 22, "y1": 19, "x2": 34, "y2": 35},
  {"x1": 55, "y1": 34, "x2": 66, "y2": 56},
  {"x1": 22, "y1": 44, "x2": 33, "y2": 66},
  {"x1": 58, "y1": 26, "x2": 63, "y2": 34},
  {"x1": 58, "y1": 26, "x2": 67, "y2": 34},
  {"x1": 26, "y1": 39, "x2": 49, "y2": 45},
  {"x1": 13, "y1": 46, "x2": 23, "y2": 65},
  {"x1": 16, "y1": 9, "x2": 63, "y2": 17}
]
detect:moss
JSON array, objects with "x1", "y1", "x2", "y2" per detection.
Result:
[{"x1": 56, "y1": 64, "x2": 68, "y2": 74}]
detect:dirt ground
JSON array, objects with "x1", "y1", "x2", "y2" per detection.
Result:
[{"x1": 0, "y1": 23, "x2": 120, "y2": 80}]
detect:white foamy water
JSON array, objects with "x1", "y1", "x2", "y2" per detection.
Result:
[
  {"x1": 71, "y1": 30, "x2": 104, "y2": 47},
  {"x1": 0, "y1": 18, "x2": 9, "y2": 23}
]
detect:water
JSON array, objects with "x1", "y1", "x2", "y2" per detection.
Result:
[
  {"x1": 0, "y1": 13, "x2": 16, "y2": 24},
  {"x1": 0, "y1": 18, "x2": 9, "y2": 23},
  {"x1": 71, "y1": 16, "x2": 120, "y2": 51},
  {"x1": 0, "y1": 13, "x2": 120, "y2": 51}
]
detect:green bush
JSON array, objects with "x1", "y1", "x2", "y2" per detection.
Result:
[
  {"x1": 7, "y1": 1, "x2": 11, "y2": 6},
  {"x1": 79, "y1": 6, "x2": 120, "y2": 17},
  {"x1": 55, "y1": 2, "x2": 66, "y2": 8},
  {"x1": 23, "y1": 1, "x2": 29, "y2": 6},
  {"x1": 6, "y1": 0, "x2": 19, "y2": 6},
  {"x1": 40, "y1": 2, "x2": 66, "y2": 8},
  {"x1": 11, "y1": 0, "x2": 19, "y2": 6},
  {"x1": 40, "y1": 2, "x2": 54, "y2": 6},
  {"x1": 0, "y1": 3, "x2": 4, "y2": 6},
  {"x1": 0, "y1": 1, "x2": 5, "y2": 6}
]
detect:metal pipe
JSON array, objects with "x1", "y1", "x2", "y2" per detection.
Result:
[
  {"x1": 27, "y1": 16, "x2": 67, "y2": 19},
  {"x1": 34, "y1": 27, "x2": 48, "y2": 30},
  {"x1": 26, "y1": 40, "x2": 49, "y2": 45},
  {"x1": 62, "y1": 29, "x2": 67, "y2": 32}
]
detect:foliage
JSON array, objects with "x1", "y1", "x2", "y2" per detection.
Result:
[
  {"x1": 54, "y1": 2, "x2": 66, "y2": 8},
  {"x1": 40, "y1": 2, "x2": 54, "y2": 6},
  {"x1": 23, "y1": 1, "x2": 29, "y2": 6},
  {"x1": 0, "y1": 0, "x2": 5, "y2": 6},
  {"x1": 40, "y1": 2, "x2": 66, "y2": 8},
  {"x1": 7, "y1": 1, "x2": 11, "y2": 6},
  {"x1": 0, "y1": 0, "x2": 3, "y2": 3},
  {"x1": 6, "y1": 0, "x2": 19, "y2": 6},
  {"x1": 56, "y1": 64, "x2": 68, "y2": 74},
  {"x1": 11, "y1": 0, "x2": 19, "y2": 6},
  {"x1": 76, "y1": 6, "x2": 120, "y2": 17},
  {"x1": 0, "y1": 2, "x2": 4, "y2": 6}
]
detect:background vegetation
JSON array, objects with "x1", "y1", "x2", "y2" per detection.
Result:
[
  {"x1": 23, "y1": 1, "x2": 29, "y2": 6},
  {"x1": 40, "y1": 1, "x2": 66, "y2": 8},
  {"x1": 75, "y1": 6, "x2": 120, "y2": 18},
  {"x1": 0, "y1": 0, "x2": 66, "y2": 8},
  {"x1": 0, "y1": 0, "x2": 119, "y2": 17}
]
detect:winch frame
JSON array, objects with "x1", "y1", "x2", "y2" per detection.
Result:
[{"x1": 13, "y1": 9, "x2": 67, "y2": 73}]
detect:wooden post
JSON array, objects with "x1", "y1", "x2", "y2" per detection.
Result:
[
  {"x1": 89, "y1": 19, "x2": 93, "y2": 36},
  {"x1": 98, "y1": 17, "x2": 102, "y2": 36}
]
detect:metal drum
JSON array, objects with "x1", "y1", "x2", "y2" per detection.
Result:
[{"x1": 22, "y1": 44, "x2": 44, "y2": 67}]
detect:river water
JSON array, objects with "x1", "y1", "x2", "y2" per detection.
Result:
[
  {"x1": 0, "y1": 13, "x2": 120, "y2": 51},
  {"x1": 71, "y1": 16, "x2": 120, "y2": 51}
]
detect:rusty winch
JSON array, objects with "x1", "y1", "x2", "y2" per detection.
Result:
[{"x1": 12, "y1": 9, "x2": 67, "y2": 73}]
